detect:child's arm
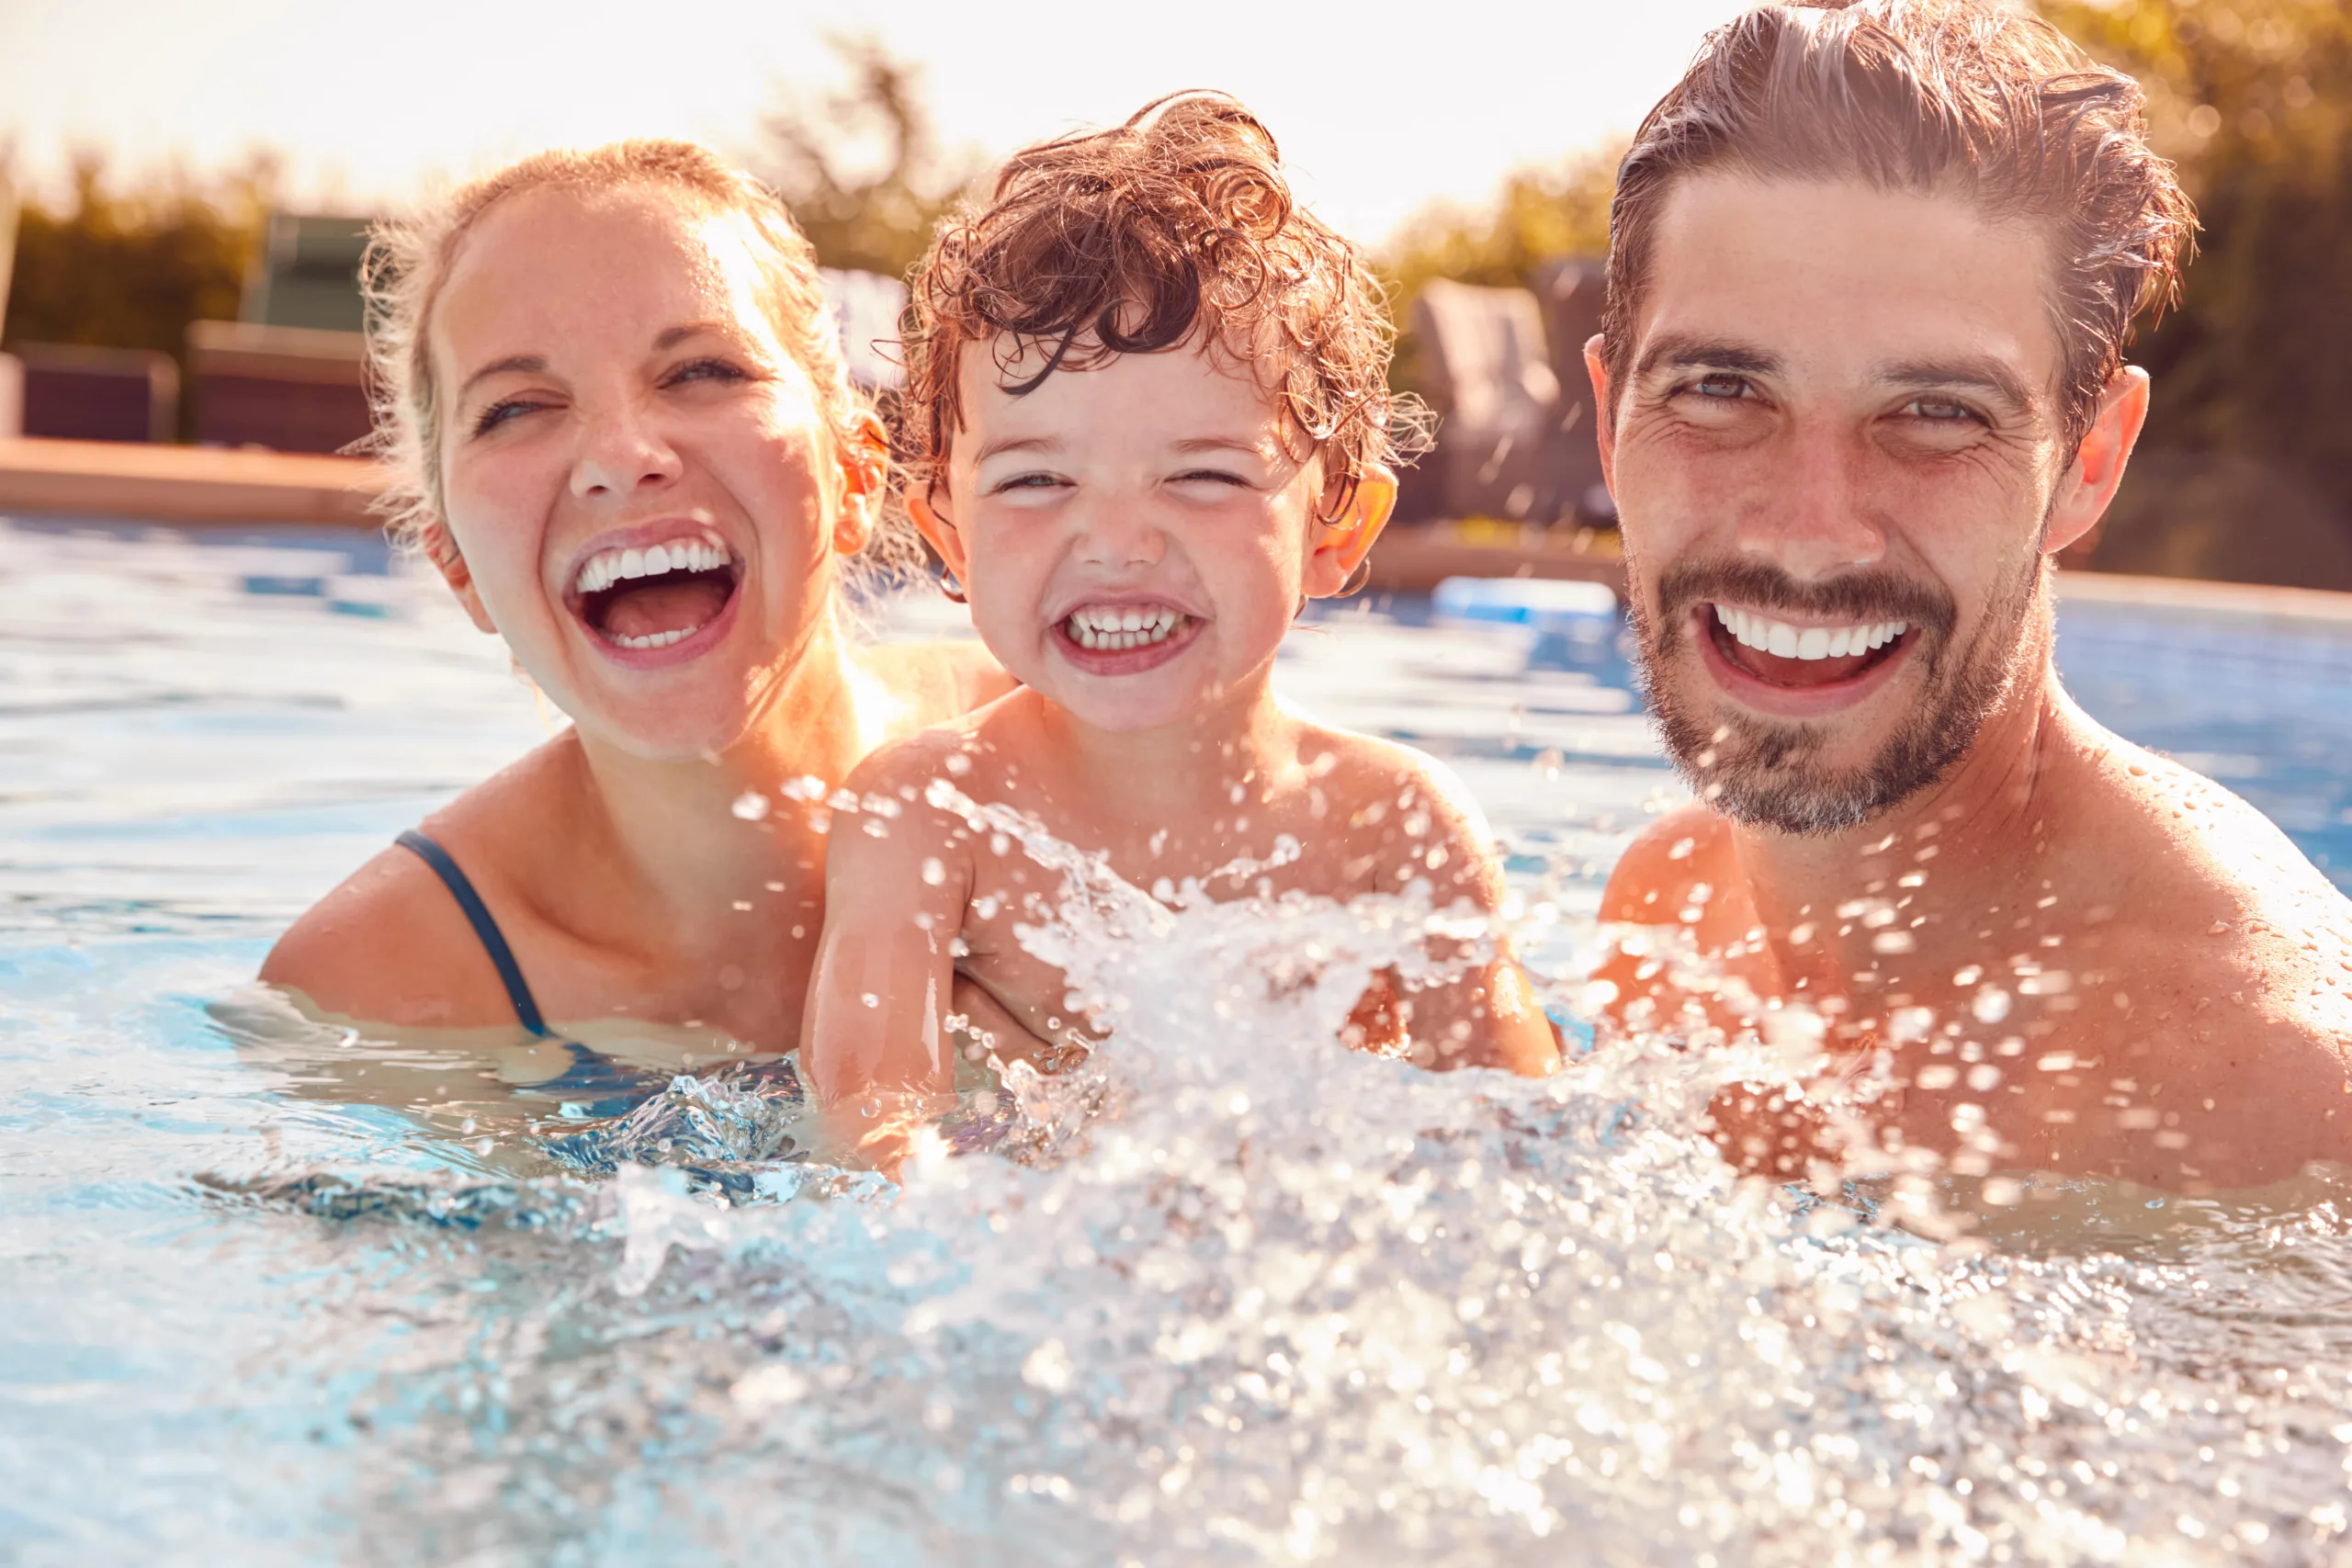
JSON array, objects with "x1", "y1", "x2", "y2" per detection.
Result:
[
  {"x1": 800, "y1": 742, "x2": 975, "y2": 1162},
  {"x1": 1371, "y1": 758, "x2": 1559, "y2": 1077}
]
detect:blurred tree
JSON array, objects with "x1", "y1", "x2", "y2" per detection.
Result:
[
  {"x1": 758, "y1": 37, "x2": 967, "y2": 282},
  {"x1": 2041, "y1": 0, "x2": 2352, "y2": 582},
  {"x1": 2, "y1": 155, "x2": 267, "y2": 363}
]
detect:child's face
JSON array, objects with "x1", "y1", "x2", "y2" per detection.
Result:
[{"x1": 914, "y1": 339, "x2": 1385, "y2": 733}]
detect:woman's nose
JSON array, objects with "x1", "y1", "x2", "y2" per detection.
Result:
[{"x1": 569, "y1": 397, "x2": 684, "y2": 502}]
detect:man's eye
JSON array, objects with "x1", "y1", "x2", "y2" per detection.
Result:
[
  {"x1": 1905, "y1": 398, "x2": 1980, "y2": 423},
  {"x1": 1690, "y1": 374, "x2": 1749, "y2": 400}
]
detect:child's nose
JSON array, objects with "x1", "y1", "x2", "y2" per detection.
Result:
[{"x1": 1071, "y1": 505, "x2": 1168, "y2": 570}]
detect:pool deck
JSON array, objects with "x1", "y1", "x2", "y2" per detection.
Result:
[
  {"x1": 6, "y1": 436, "x2": 2350, "y2": 625},
  {"x1": 0, "y1": 436, "x2": 384, "y2": 527}
]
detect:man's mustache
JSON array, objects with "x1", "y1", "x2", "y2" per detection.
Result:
[{"x1": 1650, "y1": 558, "x2": 1957, "y2": 641}]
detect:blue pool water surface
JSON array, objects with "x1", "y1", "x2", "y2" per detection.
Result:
[{"x1": 4, "y1": 516, "x2": 2351, "y2": 1566}]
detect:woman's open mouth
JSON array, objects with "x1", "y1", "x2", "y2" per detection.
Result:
[
  {"x1": 1702, "y1": 602, "x2": 1916, "y2": 695},
  {"x1": 569, "y1": 534, "x2": 741, "y2": 660},
  {"x1": 1054, "y1": 602, "x2": 1204, "y2": 673}
]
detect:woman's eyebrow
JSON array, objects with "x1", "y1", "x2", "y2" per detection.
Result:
[
  {"x1": 459, "y1": 354, "x2": 546, "y2": 399},
  {"x1": 652, "y1": 321, "x2": 737, "y2": 349}
]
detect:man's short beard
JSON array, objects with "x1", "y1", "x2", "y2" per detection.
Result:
[{"x1": 1626, "y1": 553, "x2": 2045, "y2": 836}]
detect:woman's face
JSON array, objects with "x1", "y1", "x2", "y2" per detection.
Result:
[{"x1": 430, "y1": 185, "x2": 873, "y2": 761}]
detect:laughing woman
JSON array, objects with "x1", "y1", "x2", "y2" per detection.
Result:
[{"x1": 263, "y1": 142, "x2": 1011, "y2": 1068}]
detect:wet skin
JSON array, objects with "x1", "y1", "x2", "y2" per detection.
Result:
[
  {"x1": 1585, "y1": 175, "x2": 2352, "y2": 1192},
  {"x1": 802, "y1": 341, "x2": 1558, "y2": 1157},
  {"x1": 264, "y1": 186, "x2": 1015, "y2": 1055}
]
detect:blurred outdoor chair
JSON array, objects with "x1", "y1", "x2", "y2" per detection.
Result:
[{"x1": 14, "y1": 343, "x2": 178, "y2": 443}]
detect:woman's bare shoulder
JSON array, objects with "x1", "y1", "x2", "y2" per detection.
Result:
[{"x1": 260, "y1": 741, "x2": 581, "y2": 1028}]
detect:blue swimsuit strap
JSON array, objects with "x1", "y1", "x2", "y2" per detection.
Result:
[{"x1": 394, "y1": 829, "x2": 552, "y2": 1039}]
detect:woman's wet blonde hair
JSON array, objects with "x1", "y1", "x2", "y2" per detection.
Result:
[{"x1": 362, "y1": 139, "x2": 877, "y2": 570}]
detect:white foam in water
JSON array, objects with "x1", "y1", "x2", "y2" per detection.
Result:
[{"x1": 6, "y1": 520, "x2": 2352, "y2": 1563}]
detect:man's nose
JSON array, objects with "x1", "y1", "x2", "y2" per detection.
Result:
[
  {"x1": 569, "y1": 394, "x2": 684, "y2": 502},
  {"x1": 1071, "y1": 502, "x2": 1168, "y2": 570},
  {"x1": 1735, "y1": 423, "x2": 1887, "y2": 579}
]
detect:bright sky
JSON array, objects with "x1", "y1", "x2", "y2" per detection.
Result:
[{"x1": 0, "y1": 0, "x2": 1751, "y2": 247}]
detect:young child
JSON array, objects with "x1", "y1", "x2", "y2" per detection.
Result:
[{"x1": 801, "y1": 94, "x2": 1557, "y2": 1155}]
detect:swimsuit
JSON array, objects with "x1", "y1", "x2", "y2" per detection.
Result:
[{"x1": 394, "y1": 829, "x2": 665, "y2": 1115}]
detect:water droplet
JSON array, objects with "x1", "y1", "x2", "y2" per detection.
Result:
[
  {"x1": 921, "y1": 858, "x2": 946, "y2": 886},
  {"x1": 861, "y1": 992, "x2": 880, "y2": 1009},
  {"x1": 1972, "y1": 985, "x2": 2012, "y2": 1024},
  {"x1": 730, "y1": 791, "x2": 770, "y2": 821}
]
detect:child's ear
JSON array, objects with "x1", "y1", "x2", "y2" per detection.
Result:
[
  {"x1": 831, "y1": 410, "x2": 890, "y2": 557},
  {"x1": 424, "y1": 522, "x2": 498, "y2": 634},
  {"x1": 1303, "y1": 464, "x2": 1398, "y2": 600},
  {"x1": 906, "y1": 481, "x2": 972, "y2": 585}
]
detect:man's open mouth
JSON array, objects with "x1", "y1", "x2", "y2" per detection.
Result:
[
  {"x1": 1704, "y1": 602, "x2": 1913, "y2": 689},
  {"x1": 570, "y1": 535, "x2": 740, "y2": 652}
]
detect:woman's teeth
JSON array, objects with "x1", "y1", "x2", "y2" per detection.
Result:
[
  {"x1": 1713, "y1": 604, "x2": 1907, "y2": 660},
  {"x1": 1063, "y1": 604, "x2": 1189, "y2": 651},
  {"x1": 609, "y1": 626, "x2": 695, "y2": 650},
  {"x1": 572, "y1": 536, "x2": 730, "y2": 596}
]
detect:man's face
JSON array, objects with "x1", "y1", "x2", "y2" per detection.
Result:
[{"x1": 1597, "y1": 175, "x2": 2074, "y2": 834}]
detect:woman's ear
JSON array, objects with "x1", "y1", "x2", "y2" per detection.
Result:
[
  {"x1": 906, "y1": 479, "x2": 971, "y2": 585},
  {"x1": 831, "y1": 410, "x2": 891, "y2": 557},
  {"x1": 425, "y1": 522, "x2": 498, "y2": 634},
  {"x1": 1303, "y1": 464, "x2": 1398, "y2": 599}
]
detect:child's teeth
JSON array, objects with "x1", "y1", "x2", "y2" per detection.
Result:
[{"x1": 1065, "y1": 605, "x2": 1186, "y2": 653}]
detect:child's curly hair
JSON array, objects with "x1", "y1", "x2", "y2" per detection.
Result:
[{"x1": 900, "y1": 92, "x2": 1428, "y2": 521}]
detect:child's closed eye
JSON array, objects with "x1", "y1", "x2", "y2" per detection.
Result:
[
  {"x1": 988, "y1": 470, "x2": 1071, "y2": 496},
  {"x1": 1169, "y1": 468, "x2": 1255, "y2": 491}
]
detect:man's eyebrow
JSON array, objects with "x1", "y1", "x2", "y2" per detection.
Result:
[
  {"x1": 1876, "y1": 357, "x2": 2039, "y2": 413},
  {"x1": 973, "y1": 434, "x2": 1061, "y2": 465},
  {"x1": 458, "y1": 355, "x2": 546, "y2": 399},
  {"x1": 1633, "y1": 334, "x2": 1783, "y2": 379}
]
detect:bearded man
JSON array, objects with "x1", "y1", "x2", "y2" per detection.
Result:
[{"x1": 1585, "y1": 0, "x2": 2352, "y2": 1191}]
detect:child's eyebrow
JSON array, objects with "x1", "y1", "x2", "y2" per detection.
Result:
[
  {"x1": 973, "y1": 435, "x2": 1063, "y2": 464},
  {"x1": 1170, "y1": 436, "x2": 1274, "y2": 459}
]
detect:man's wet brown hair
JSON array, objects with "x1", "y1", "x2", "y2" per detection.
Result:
[
  {"x1": 1601, "y1": 0, "x2": 2196, "y2": 447},
  {"x1": 901, "y1": 91, "x2": 1424, "y2": 516}
]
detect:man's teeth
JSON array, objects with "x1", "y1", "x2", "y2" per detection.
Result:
[
  {"x1": 1062, "y1": 604, "x2": 1189, "y2": 651},
  {"x1": 1713, "y1": 604, "x2": 1908, "y2": 660},
  {"x1": 573, "y1": 536, "x2": 730, "y2": 596}
]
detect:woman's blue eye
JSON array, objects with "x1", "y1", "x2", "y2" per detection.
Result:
[{"x1": 470, "y1": 399, "x2": 542, "y2": 436}]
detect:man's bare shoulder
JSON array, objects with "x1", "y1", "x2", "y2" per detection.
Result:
[
  {"x1": 1598, "y1": 803, "x2": 1734, "y2": 924},
  {"x1": 2086, "y1": 740, "x2": 2352, "y2": 993},
  {"x1": 259, "y1": 739, "x2": 581, "y2": 1029}
]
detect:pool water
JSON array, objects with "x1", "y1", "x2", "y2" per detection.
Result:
[{"x1": 5, "y1": 516, "x2": 2351, "y2": 1565}]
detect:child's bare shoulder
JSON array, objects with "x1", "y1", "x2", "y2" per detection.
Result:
[{"x1": 1293, "y1": 722, "x2": 1493, "y2": 841}]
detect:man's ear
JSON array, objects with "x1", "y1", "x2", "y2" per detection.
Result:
[
  {"x1": 1304, "y1": 464, "x2": 1398, "y2": 599},
  {"x1": 906, "y1": 481, "x2": 971, "y2": 586},
  {"x1": 2043, "y1": 367, "x2": 2151, "y2": 558},
  {"x1": 831, "y1": 410, "x2": 890, "y2": 557},
  {"x1": 1583, "y1": 333, "x2": 1619, "y2": 501},
  {"x1": 424, "y1": 522, "x2": 498, "y2": 634}
]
